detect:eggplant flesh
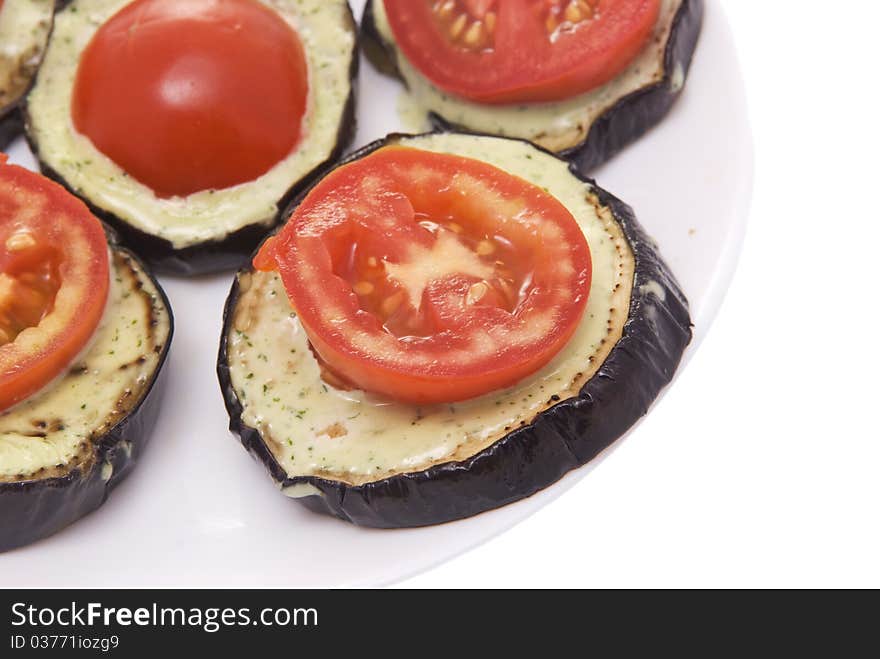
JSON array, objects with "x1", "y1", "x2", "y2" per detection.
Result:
[
  {"x1": 361, "y1": 0, "x2": 704, "y2": 173},
  {"x1": 23, "y1": 0, "x2": 359, "y2": 276},
  {"x1": 0, "y1": 0, "x2": 55, "y2": 150},
  {"x1": 217, "y1": 131, "x2": 693, "y2": 528},
  {"x1": 0, "y1": 243, "x2": 173, "y2": 552}
]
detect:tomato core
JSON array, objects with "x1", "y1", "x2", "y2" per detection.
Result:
[
  {"x1": 331, "y1": 212, "x2": 534, "y2": 341},
  {"x1": 255, "y1": 146, "x2": 592, "y2": 405},
  {"x1": 72, "y1": 0, "x2": 310, "y2": 198}
]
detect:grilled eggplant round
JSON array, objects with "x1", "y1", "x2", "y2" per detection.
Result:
[
  {"x1": 362, "y1": 0, "x2": 703, "y2": 173},
  {"x1": 218, "y1": 132, "x2": 692, "y2": 528},
  {"x1": 0, "y1": 235, "x2": 173, "y2": 552},
  {"x1": 24, "y1": 0, "x2": 359, "y2": 275},
  {"x1": 0, "y1": 0, "x2": 55, "y2": 149}
]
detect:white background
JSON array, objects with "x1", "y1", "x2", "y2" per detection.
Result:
[{"x1": 402, "y1": 0, "x2": 880, "y2": 588}]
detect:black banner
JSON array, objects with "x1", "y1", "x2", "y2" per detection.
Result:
[{"x1": 0, "y1": 589, "x2": 875, "y2": 653}]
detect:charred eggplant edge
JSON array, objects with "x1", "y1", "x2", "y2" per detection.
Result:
[
  {"x1": 360, "y1": 0, "x2": 704, "y2": 174},
  {"x1": 21, "y1": 1, "x2": 360, "y2": 276},
  {"x1": 0, "y1": 0, "x2": 63, "y2": 150},
  {"x1": 0, "y1": 232, "x2": 174, "y2": 552},
  {"x1": 217, "y1": 131, "x2": 693, "y2": 528}
]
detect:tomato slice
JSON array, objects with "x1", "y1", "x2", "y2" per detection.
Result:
[
  {"x1": 255, "y1": 146, "x2": 592, "y2": 404},
  {"x1": 72, "y1": 0, "x2": 309, "y2": 198},
  {"x1": 384, "y1": 0, "x2": 660, "y2": 104},
  {"x1": 0, "y1": 155, "x2": 110, "y2": 412}
]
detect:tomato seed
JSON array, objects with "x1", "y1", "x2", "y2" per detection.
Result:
[
  {"x1": 464, "y1": 21, "x2": 484, "y2": 48},
  {"x1": 476, "y1": 240, "x2": 495, "y2": 256},
  {"x1": 449, "y1": 14, "x2": 467, "y2": 39},
  {"x1": 434, "y1": 0, "x2": 455, "y2": 20},
  {"x1": 5, "y1": 232, "x2": 37, "y2": 252},
  {"x1": 382, "y1": 292, "x2": 405, "y2": 316},
  {"x1": 467, "y1": 282, "x2": 490, "y2": 305},
  {"x1": 565, "y1": 1, "x2": 584, "y2": 23}
]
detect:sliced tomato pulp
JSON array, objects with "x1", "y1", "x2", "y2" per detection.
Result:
[
  {"x1": 255, "y1": 146, "x2": 592, "y2": 404},
  {"x1": 72, "y1": 0, "x2": 309, "y2": 198},
  {"x1": 0, "y1": 155, "x2": 110, "y2": 412},
  {"x1": 384, "y1": 0, "x2": 660, "y2": 104}
]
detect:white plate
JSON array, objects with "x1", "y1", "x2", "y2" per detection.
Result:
[{"x1": 1, "y1": 0, "x2": 751, "y2": 587}]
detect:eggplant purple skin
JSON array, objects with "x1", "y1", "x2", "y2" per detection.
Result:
[
  {"x1": 0, "y1": 240, "x2": 174, "y2": 553},
  {"x1": 217, "y1": 131, "x2": 693, "y2": 528},
  {"x1": 361, "y1": 0, "x2": 704, "y2": 174},
  {"x1": 0, "y1": 111, "x2": 23, "y2": 151},
  {"x1": 22, "y1": 2, "x2": 360, "y2": 277}
]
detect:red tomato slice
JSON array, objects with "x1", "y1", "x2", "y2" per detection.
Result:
[
  {"x1": 72, "y1": 0, "x2": 309, "y2": 198},
  {"x1": 255, "y1": 146, "x2": 592, "y2": 404},
  {"x1": 0, "y1": 155, "x2": 110, "y2": 412},
  {"x1": 384, "y1": 0, "x2": 660, "y2": 104}
]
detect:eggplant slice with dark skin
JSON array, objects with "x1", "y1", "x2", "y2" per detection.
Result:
[
  {"x1": 23, "y1": 0, "x2": 360, "y2": 276},
  {"x1": 0, "y1": 233, "x2": 173, "y2": 552},
  {"x1": 361, "y1": 0, "x2": 704, "y2": 174},
  {"x1": 218, "y1": 131, "x2": 693, "y2": 528},
  {"x1": 0, "y1": 0, "x2": 57, "y2": 150}
]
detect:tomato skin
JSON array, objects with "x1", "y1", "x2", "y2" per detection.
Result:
[
  {"x1": 256, "y1": 146, "x2": 592, "y2": 405},
  {"x1": 0, "y1": 155, "x2": 110, "y2": 412},
  {"x1": 72, "y1": 0, "x2": 309, "y2": 198},
  {"x1": 383, "y1": 0, "x2": 661, "y2": 105}
]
